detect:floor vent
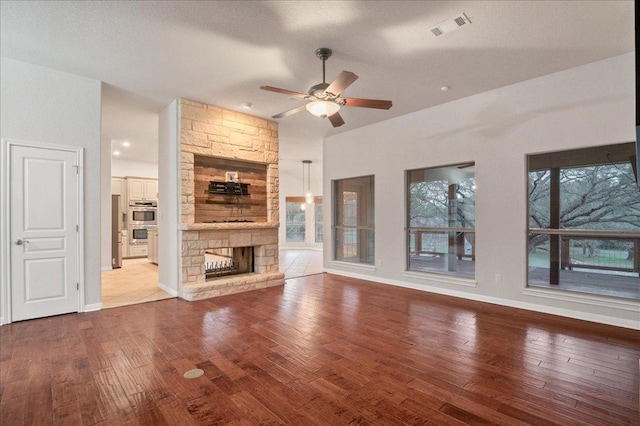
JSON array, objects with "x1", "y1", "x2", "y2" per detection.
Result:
[{"x1": 183, "y1": 369, "x2": 204, "y2": 379}]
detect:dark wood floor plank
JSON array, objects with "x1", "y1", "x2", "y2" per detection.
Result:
[
  {"x1": 0, "y1": 273, "x2": 637, "y2": 424},
  {"x1": 76, "y1": 379, "x2": 109, "y2": 425},
  {"x1": 52, "y1": 401, "x2": 83, "y2": 426},
  {"x1": 25, "y1": 353, "x2": 53, "y2": 426},
  {"x1": 0, "y1": 394, "x2": 27, "y2": 426}
]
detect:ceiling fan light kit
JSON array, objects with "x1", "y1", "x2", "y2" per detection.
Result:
[
  {"x1": 260, "y1": 47, "x2": 392, "y2": 127},
  {"x1": 306, "y1": 100, "x2": 340, "y2": 118}
]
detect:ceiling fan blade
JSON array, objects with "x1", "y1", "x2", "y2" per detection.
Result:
[
  {"x1": 325, "y1": 71, "x2": 358, "y2": 96},
  {"x1": 341, "y1": 97, "x2": 392, "y2": 109},
  {"x1": 327, "y1": 112, "x2": 345, "y2": 128},
  {"x1": 260, "y1": 86, "x2": 308, "y2": 99},
  {"x1": 272, "y1": 105, "x2": 307, "y2": 119}
]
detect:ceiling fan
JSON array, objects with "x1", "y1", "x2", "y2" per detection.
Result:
[{"x1": 260, "y1": 48, "x2": 392, "y2": 128}]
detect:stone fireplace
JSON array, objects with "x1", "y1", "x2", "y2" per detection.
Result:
[{"x1": 178, "y1": 99, "x2": 284, "y2": 301}]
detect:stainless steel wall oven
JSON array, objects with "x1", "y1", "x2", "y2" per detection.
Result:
[
  {"x1": 129, "y1": 225, "x2": 155, "y2": 245},
  {"x1": 128, "y1": 201, "x2": 158, "y2": 226}
]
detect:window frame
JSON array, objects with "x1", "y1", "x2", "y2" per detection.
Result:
[
  {"x1": 284, "y1": 196, "x2": 306, "y2": 243},
  {"x1": 526, "y1": 142, "x2": 640, "y2": 300},
  {"x1": 332, "y1": 175, "x2": 375, "y2": 265},
  {"x1": 314, "y1": 196, "x2": 323, "y2": 244},
  {"x1": 405, "y1": 163, "x2": 476, "y2": 278}
]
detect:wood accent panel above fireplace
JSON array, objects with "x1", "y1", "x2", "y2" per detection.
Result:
[{"x1": 194, "y1": 155, "x2": 267, "y2": 223}]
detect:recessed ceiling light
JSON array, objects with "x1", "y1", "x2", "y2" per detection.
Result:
[
  {"x1": 122, "y1": 141, "x2": 131, "y2": 147},
  {"x1": 112, "y1": 151, "x2": 120, "y2": 156},
  {"x1": 441, "y1": 86, "x2": 450, "y2": 92},
  {"x1": 240, "y1": 102, "x2": 253, "y2": 109}
]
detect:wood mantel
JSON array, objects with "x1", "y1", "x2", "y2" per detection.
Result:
[{"x1": 178, "y1": 222, "x2": 279, "y2": 231}]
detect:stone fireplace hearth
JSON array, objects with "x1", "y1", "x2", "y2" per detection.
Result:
[{"x1": 178, "y1": 99, "x2": 284, "y2": 300}]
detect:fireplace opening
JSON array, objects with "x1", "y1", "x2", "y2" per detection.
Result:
[{"x1": 205, "y1": 247, "x2": 254, "y2": 280}]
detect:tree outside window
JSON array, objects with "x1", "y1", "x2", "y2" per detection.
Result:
[
  {"x1": 528, "y1": 142, "x2": 640, "y2": 300},
  {"x1": 285, "y1": 198, "x2": 305, "y2": 242},
  {"x1": 407, "y1": 164, "x2": 475, "y2": 277}
]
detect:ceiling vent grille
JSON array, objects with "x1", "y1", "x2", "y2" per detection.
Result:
[{"x1": 430, "y1": 13, "x2": 471, "y2": 38}]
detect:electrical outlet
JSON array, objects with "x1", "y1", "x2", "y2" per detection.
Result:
[
  {"x1": 377, "y1": 259, "x2": 383, "y2": 266},
  {"x1": 495, "y1": 273, "x2": 502, "y2": 283}
]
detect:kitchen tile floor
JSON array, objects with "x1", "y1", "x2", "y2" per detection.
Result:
[
  {"x1": 101, "y1": 249, "x2": 324, "y2": 309},
  {"x1": 280, "y1": 248, "x2": 323, "y2": 279},
  {"x1": 101, "y1": 258, "x2": 172, "y2": 309}
]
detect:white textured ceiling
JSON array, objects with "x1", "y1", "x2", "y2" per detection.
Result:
[{"x1": 0, "y1": 0, "x2": 635, "y2": 163}]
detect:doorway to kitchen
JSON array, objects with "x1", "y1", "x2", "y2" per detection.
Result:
[{"x1": 100, "y1": 84, "x2": 172, "y2": 309}]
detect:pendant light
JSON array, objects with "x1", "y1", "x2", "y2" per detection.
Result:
[{"x1": 301, "y1": 160, "x2": 313, "y2": 210}]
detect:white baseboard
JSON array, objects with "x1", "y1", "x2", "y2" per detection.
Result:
[
  {"x1": 158, "y1": 282, "x2": 178, "y2": 297},
  {"x1": 280, "y1": 247, "x2": 323, "y2": 251},
  {"x1": 323, "y1": 268, "x2": 640, "y2": 330},
  {"x1": 83, "y1": 303, "x2": 102, "y2": 312},
  {"x1": 101, "y1": 266, "x2": 112, "y2": 272}
]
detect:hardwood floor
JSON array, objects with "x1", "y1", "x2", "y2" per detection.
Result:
[{"x1": 1, "y1": 273, "x2": 638, "y2": 425}]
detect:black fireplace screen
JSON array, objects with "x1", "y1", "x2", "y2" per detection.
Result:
[{"x1": 204, "y1": 247, "x2": 254, "y2": 279}]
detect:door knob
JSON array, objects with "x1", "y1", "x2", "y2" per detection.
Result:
[{"x1": 14, "y1": 239, "x2": 28, "y2": 245}]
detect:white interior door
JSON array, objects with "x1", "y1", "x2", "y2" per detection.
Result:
[{"x1": 9, "y1": 143, "x2": 80, "y2": 321}]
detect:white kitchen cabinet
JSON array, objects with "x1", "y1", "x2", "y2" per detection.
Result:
[
  {"x1": 122, "y1": 229, "x2": 129, "y2": 258},
  {"x1": 147, "y1": 228, "x2": 158, "y2": 264},
  {"x1": 111, "y1": 177, "x2": 125, "y2": 196},
  {"x1": 143, "y1": 179, "x2": 158, "y2": 200},
  {"x1": 128, "y1": 244, "x2": 148, "y2": 258},
  {"x1": 127, "y1": 177, "x2": 158, "y2": 201},
  {"x1": 111, "y1": 177, "x2": 127, "y2": 215}
]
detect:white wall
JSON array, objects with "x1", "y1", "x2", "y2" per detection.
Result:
[
  {"x1": 0, "y1": 57, "x2": 102, "y2": 319},
  {"x1": 157, "y1": 100, "x2": 179, "y2": 296},
  {"x1": 324, "y1": 53, "x2": 639, "y2": 329},
  {"x1": 111, "y1": 158, "x2": 158, "y2": 178},
  {"x1": 100, "y1": 138, "x2": 112, "y2": 271}
]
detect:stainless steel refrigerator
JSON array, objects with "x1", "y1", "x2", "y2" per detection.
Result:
[{"x1": 111, "y1": 195, "x2": 123, "y2": 268}]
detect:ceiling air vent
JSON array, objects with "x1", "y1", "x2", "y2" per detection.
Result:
[{"x1": 430, "y1": 13, "x2": 471, "y2": 38}]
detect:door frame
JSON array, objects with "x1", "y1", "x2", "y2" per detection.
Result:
[{"x1": 1, "y1": 138, "x2": 85, "y2": 325}]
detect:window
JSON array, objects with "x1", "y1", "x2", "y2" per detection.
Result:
[
  {"x1": 315, "y1": 197, "x2": 323, "y2": 243},
  {"x1": 285, "y1": 197, "x2": 305, "y2": 242},
  {"x1": 333, "y1": 176, "x2": 374, "y2": 264},
  {"x1": 528, "y1": 143, "x2": 640, "y2": 300},
  {"x1": 407, "y1": 164, "x2": 475, "y2": 277}
]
